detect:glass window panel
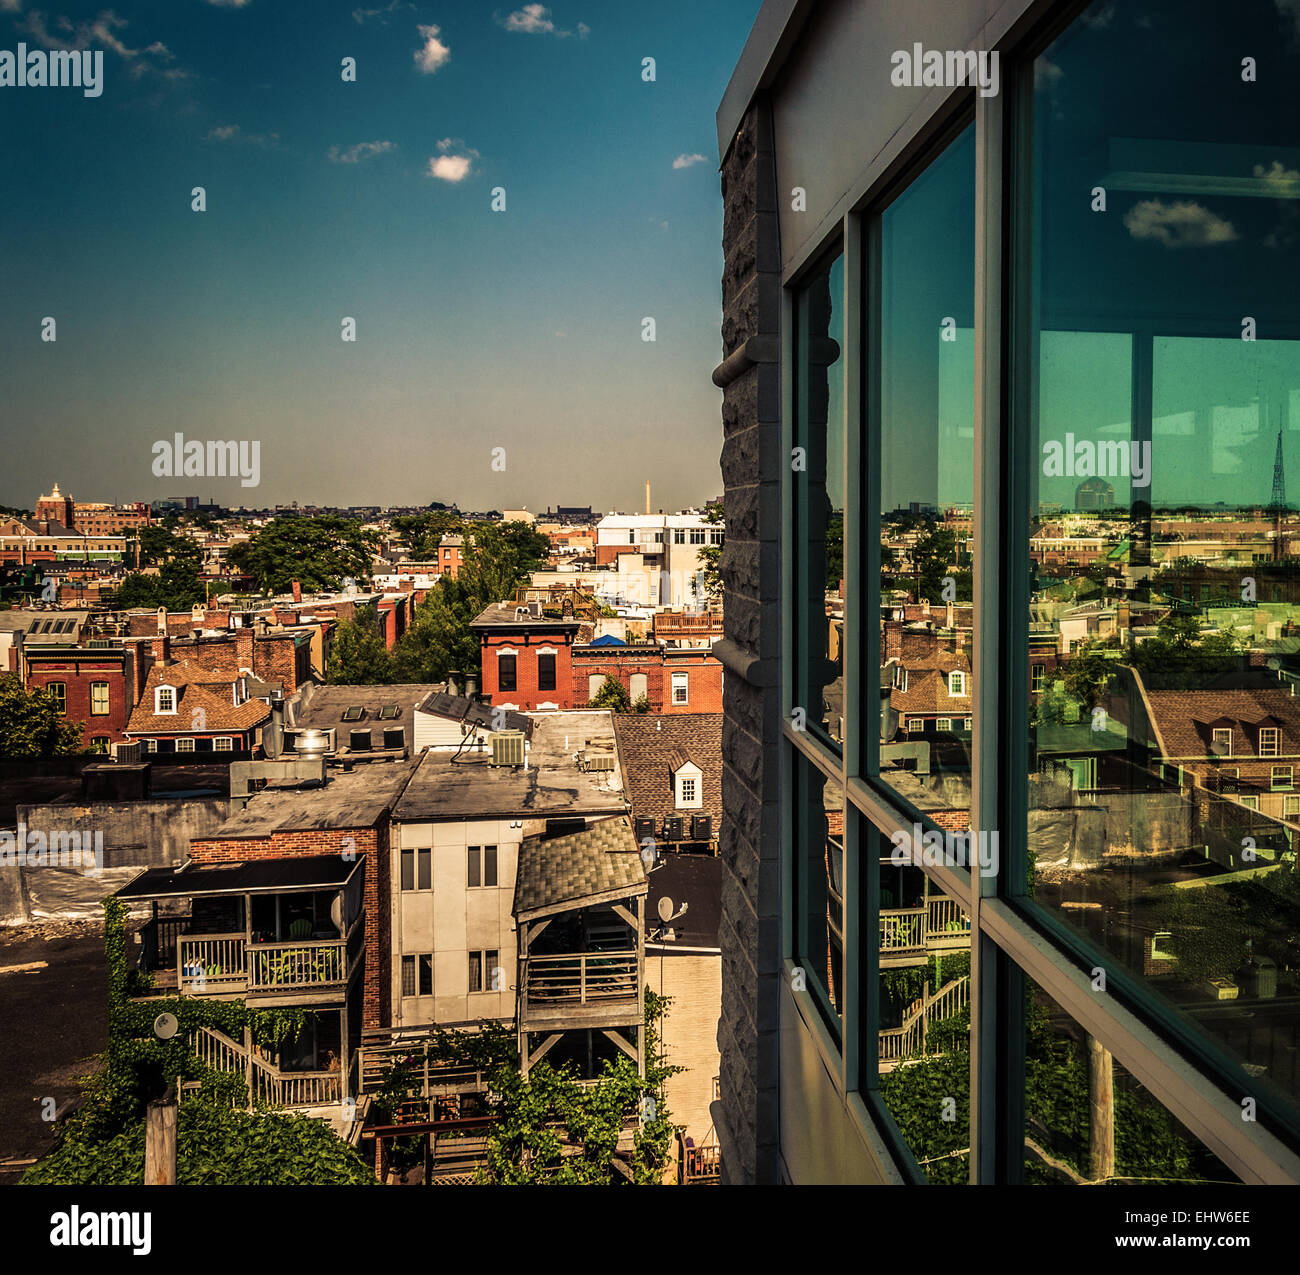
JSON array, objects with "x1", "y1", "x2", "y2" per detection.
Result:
[
  {"x1": 417, "y1": 847, "x2": 431, "y2": 891},
  {"x1": 1021, "y1": 0, "x2": 1300, "y2": 1125},
  {"x1": 484, "y1": 845, "x2": 498, "y2": 886},
  {"x1": 401, "y1": 955, "x2": 416, "y2": 997},
  {"x1": 400, "y1": 848, "x2": 414, "y2": 892},
  {"x1": 467, "y1": 846, "x2": 481, "y2": 888},
  {"x1": 1019, "y1": 972, "x2": 1238, "y2": 1186},
  {"x1": 793, "y1": 750, "x2": 844, "y2": 1034},
  {"x1": 875, "y1": 852, "x2": 973, "y2": 1184},
  {"x1": 793, "y1": 251, "x2": 845, "y2": 750},
  {"x1": 877, "y1": 123, "x2": 976, "y2": 813},
  {"x1": 468, "y1": 951, "x2": 482, "y2": 993},
  {"x1": 418, "y1": 954, "x2": 433, "y2": 997}
]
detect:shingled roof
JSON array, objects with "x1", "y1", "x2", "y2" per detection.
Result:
[
  {"x1": 125, "y1": 659, "x2": 271, "y2": 735},
  {"x1": 613, "y1": 713, "x2": 723, "y2": 833},
  {"x1": 1143, "y1": 688, "x2": 1300, "y2": 759},
  {"x1": 513, "y1": 817, "x2": 646, "y2": 919}
]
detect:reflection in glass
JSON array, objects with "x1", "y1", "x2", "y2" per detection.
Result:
[
  {"x1": 876, "y1": 126, "x2": 975, "y2": 815},
  {"x1": 1021, "y1": 0, "x2": 1300, "y2": 1122},
  {"x1": 1021, "y1": 976, "x2": 1237, "y2": 1185},
  {"x1": 794, "y1": 254, "x2": 845, "y2": 749},
  {"x1": 794, "y1": 751, "x2": 844, "y2": 1030},
  {"x1": 876, "y1": 845, "x2": 972, "y2": 1183}
]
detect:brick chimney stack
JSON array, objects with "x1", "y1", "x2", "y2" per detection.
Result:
[{"x1": 291, "y1": 579, "x2": 302, "y2": 604}]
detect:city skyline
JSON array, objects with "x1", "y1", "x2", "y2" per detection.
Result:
[{"x1": 0, "y1": 0, "x2": 761, "y2": 512}]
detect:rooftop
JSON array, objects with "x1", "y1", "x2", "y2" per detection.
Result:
[
  {"x1": 393, "y1": 711, "x2": 625, "y2": 822},
  {"x1": 205, "y1": 760, "x2": 418, "y2": 837},
  {"x1": 514, "y1": 817, "x2": 646, "y2": 919},
  {"x1": 116, "y1": 854, "x2": 364, "y2": 901},
  {"x1": 613, "y1": 713, "x2": 723, "y2": 832}
]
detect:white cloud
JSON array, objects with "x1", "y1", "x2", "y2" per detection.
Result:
[
  {"x1": 18, "y1": 9, "x2": 178, "y2": 79},
  {"x1": 328, "y1": 140, "x2": 396, "y2": 164},
  {"x1": 1123, "y1": 199, "x2": 1239, "y2": 249},
  {"x1": 1254, "y1": 160, "x2": 1300, "y2": 191},
  {"x1": 205, "y1": 0, "x2": 251, "y2": 7},
  {"x1": 505, "y1": 4, "x2": 554, "y2": 33},
  {"x1": 414, "y1": 23, "x2": 450, "y2": 73},
  {"x1": 672, "y1": 152, "x2": 706, "y2": 170},
  {"x1": 352, "y1": 0, "x2": 409, "y2": 22},
  {"x1": 427, "y1": 153, "x2": 472, "y2": 182},
  {"x1": 500, "y1": 5, "x2": 587, "y2": 38},
  {"x1": 207, "y1": 124, "x2": 279, "y2": 147},
  {"x1": 0, "y1": 0, "x2": 23, "y2": 13}
]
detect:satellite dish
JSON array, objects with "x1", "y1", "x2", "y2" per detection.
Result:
[
  {"x1": 657, "y1": 896, "x2": 676, "y2": 923},
  {"x1": 153, "y1": 1012, "x2": 179, "y2": 1041}
]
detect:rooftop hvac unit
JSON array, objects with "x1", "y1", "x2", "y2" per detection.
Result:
[
  {"x1": 662, "y1": 816, "x2": 684, "y2": 842},
  {"x1": 112, "y1": 740, "x2": 143, "y2": 764},
  {"x1": 633, "y1": 816, "x2": 655, "y2": 843},
  {"x1": 490, "y1": 730, "x2": 526, "y2": 767},
  {"x1": 691, "y1": 815, "x2": 712, "y2": 843}
]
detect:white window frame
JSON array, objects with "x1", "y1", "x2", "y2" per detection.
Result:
[
  {"x1": 176, "y1": 737, "x2": 195, "y2": 752},
  {"x1": 671, "y1": 671, "x2": 689, "y2": 705},
  {"x1": 1271, "y1": 764, "x2": 1292, "y2": 790},
  {"x1": 89, "y1": 681, "x2": 110, "y2": 716},
  {"x1": 936, "y1": 717, "x2": 952, "y2": 733},
  {"x1": 155, "y1": 685, "x2": 177, "y2": 715},
  {"x1": 906, "y1": 717, "x2": 925, "y2": 733},
  {"x1": 1259, "y1": 727, "x2": 1280, "y2": 758},
  {"x1": 214, "y1": 737, "x2": 233, "y2": 751},
  {"x1": 948, "y1": 671, "x2": 967, "y2": 697},
  {"x1": 1212, "y1": 727, "x2": 1233, "y2": 757}
]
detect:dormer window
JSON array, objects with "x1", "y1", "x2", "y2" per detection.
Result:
[
  {"x1": 948, "y1": 671, "x2": 967, "y2": 697},
  {"x1": 155, "y1": 685, "x2": 176, "y2": 714},
  {"x1": 1260, "y1": 727, "x2": 1280, "y2": 758},
  {"x1": 673, "y1": 759, "x2": 703, "y2": 809},
  {"x1": 893, "y1": 666, "x2": 908, "y2": 692},
  {"x1": 1212, "y1": 727, "x2": 1233, "y2": 757}
]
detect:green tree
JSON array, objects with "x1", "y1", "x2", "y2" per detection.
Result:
[
  {"x1": 589, "y1": 676, "x2": 631, "y2": 711},
  {"x1": 390, "y1": 511, "x2": 464, "y2": 560},
  {"x1": 326, "y1": 606, "x2": 393, "y2": 685},
  {"x1": 912, "y1": 525, "x2": 960, "y2": 603},
  {"x1": 387, "y1": 520, "x2": 553, "y2": 684},
  {"x1": 227, "y1": 515, "x2": 380, "y2": 595},
  {"x1": 0, "y1": 675, "x2": 84, "y2": 756},
  {"x1": 696, "y1": 501, "x2": 724, "y2": 604}
]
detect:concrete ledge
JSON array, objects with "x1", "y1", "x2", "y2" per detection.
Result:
[
  {"x1": 712, "y1": 334, "x2": 780, "y2": 389},
  {"x1": 714, "y1": 636, "x2": 776, "y2": 687}
]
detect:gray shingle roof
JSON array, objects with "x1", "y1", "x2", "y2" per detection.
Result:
[{"x1": 514, "y1": 818, "x2": 645, "y2": 917}]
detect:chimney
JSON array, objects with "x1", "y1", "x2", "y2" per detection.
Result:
[
  {"x1": 644, "y1": 481, "x2": 651, "y2": 517},
  {"x1": 234, "y1": 624, "x2": 255, "y2": 671},
  {"x1": 291, "y1": 579, "x2": 302, "y2": 604},
  {"x1": 150, "y1": 633, "x2": 171, "y2": 666}
]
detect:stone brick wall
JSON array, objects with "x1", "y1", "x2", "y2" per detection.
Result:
[{"x1": 713, "y1": 100, "x2": 783, "y2": 1185}]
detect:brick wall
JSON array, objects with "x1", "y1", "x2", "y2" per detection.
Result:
[
  {"x1": 571, "y1": 649, "x2": 724, "y2": 714},
  {"x1": 713, "y1": 100, "x2": 782, "y2": 1185},
  {"x1": 479, "y1": 629, "x2": 576, "y2": 708},
  {"x1": 24, "y1": 656, "x2": 133, "y2": 745},
  {"x1": 190, "y1": 825, "x2": 388, "y2": 1028}
]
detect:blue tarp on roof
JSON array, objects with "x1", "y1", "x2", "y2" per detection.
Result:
[{"x1": 588, "y1": 634, "x2": 626, "y2": 646}]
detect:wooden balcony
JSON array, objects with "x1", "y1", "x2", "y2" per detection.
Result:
[
  {"x1": 191, "y1": 1024, "x2": 350, "y2": 1108},
  {"x1": 140, "y1": 915, "x2": 361, "y2": 1004},
  {"x1": 879, "y1": 976, "x2": 970, "y2": 1071},
  {"x1": 519, "y1": 951, "x2": 642, "y2": 1029},
  {"x1": 879, "y1": 897, "x2": 972, "y2": 967}
]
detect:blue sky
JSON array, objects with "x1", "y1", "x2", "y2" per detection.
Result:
[{"x1": 0, "y1": 0, "x2": 760, "y2": 512}]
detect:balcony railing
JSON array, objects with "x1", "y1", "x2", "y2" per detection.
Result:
[
  {"x1": 191, "y1": 1025, "x2": 346, "y2": 1108},
  {"x1": 174, "y1": 930, "x2": 351, "y2": 996},
  {"x1": 879, "y1": 898, "x2": 972, "y2": 959},
  {"x1": 879, "y1": 976, "x2": 971, "y2": 1070},
  {"x1": 522, "y1": 952, "x2": 639, "y2": 1006}
]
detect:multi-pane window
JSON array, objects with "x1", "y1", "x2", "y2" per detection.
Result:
[
  {"x1": 671, "y1": 672, "x2": 689, "y2": 705},
  {"x1": 537, "y1": 653, "x2": 556, "y2": 692},
  {"x1": 89, "y1": 682, "x2": 110, "y2": 715},
  {"x1": 47, "y1": 682, "x2": 66, "y2": 714},
  {"x1": 401, "y1": 847, "x2": 431, "y2": 891},
  {"x1": 214, "y1": 737, "x2": 233, "y2": 751},
  {"x1": 468, "y1": 949, "x2": 501, "y2": 993},
  {"x1": 498, "y1": 653, "x2": 517, "y2": 692},
  {"x1": 402, "y1": 954, "x2": 433, "y2": 997},
  {"x1": 468, "y1": 845, "x2": 498, "y2": 888},
  {"x1": 1260, "y1": 728, "x2": 1280, "y2": 758},
  {"x1": 690, "y1": 528, "x2": 706, "y2": 545}
]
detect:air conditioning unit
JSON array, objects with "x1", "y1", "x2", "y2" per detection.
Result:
[
  {"x1": 112, "y1": 740, "x2": 143, "y2": 764},
  {"x1": 691, "y1": 815, "x2": 712, "y2": 843},
  {"x1": 490, "y1": 730, "x2": 526, "y2": 767},
  {"x1": 662, "y1": 816, "x2": 684, "y2": 842},
  {"x1": 633, "y1": 816, "x2": 655, "y2": 843}
]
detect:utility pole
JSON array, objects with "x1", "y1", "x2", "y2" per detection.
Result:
[
  {"x1": 144, "y1": 1086, "x2": 178, "y2": 1185},
  {"x1": 1087, "y1": 1035, "x2": 1115, "y2": 1182}
]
